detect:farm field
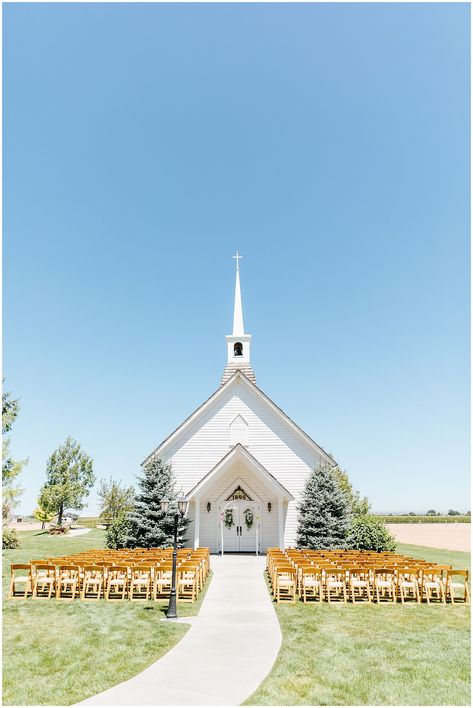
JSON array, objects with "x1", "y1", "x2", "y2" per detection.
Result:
[
  {"x1": 2, "y1": 530, "x2": 210, "y2": 706},
  {"x1": 387, "y1": 524, "x2": 470, "y2": 552},
  {"x1": 246, "y1": 544, "x2": 471, "y2": 706}
]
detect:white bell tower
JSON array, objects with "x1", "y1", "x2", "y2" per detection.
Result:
[{"x1": 221, "y1": 252, "x2": 256, "y2": 385}]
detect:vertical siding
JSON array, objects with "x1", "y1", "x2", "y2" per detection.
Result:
[{"x1": 160, "y1": 379, "x2": 325, "y2": 549}]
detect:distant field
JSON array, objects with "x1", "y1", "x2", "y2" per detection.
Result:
[
  {"x1": 77, "y1": 516, "x2": 101, "y2": 527},
  {"x1": 377, "y1": 515, "x2": 470, "y2": 524}
]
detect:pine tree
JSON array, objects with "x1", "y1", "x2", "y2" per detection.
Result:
[
  {"x1": 296, "y1": 462, "x2": 351, "y2": 549},
  {"x1": 125, "y1": 458, "x2": 190, "y2": 549}
]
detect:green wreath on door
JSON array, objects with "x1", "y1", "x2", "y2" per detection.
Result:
[{"x1": 243, "y1": 508, "x2": 254, "y2": 530}]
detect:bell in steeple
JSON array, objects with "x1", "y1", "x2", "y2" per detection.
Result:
[{"x1": 221, "y1": 252, "x2": 256, "y2": 386}]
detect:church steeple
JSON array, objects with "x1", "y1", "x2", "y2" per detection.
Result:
[
  {"x1": 221, "y1": 252, "x2": 256, "y2": 386},
  {"x1": 232, "y1": 252, "x2": 245, "y2": 336}
]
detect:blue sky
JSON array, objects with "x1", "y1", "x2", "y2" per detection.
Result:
[{"x1": 4, "y1": 3, "x2": 470, "y2": 515}]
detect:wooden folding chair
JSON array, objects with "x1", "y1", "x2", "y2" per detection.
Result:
[
  {"x1": 154, "y1": 564, "x2": 173, "y2": 600},
  {"x1": 301, "y1": 568, "x2": 323, "y2": 603},
  {"x1": 32, "y1": 564, "x2": 57, "y2": 599},
  {"x1": 8, "y1": 564, "x2": 32, "y2": 599},
  {"x1": 348, "y1": 567, "x2": 372, "y2": 603},
  {"x1": 275, "y1": 569, "x2": 296, "y2": 603},
  {"x1": 325, "y1": 568, "x2": 347, "y2": 603},
  {"x1": 81, "y1": 565, "x2": 104, "y2": 601},
  {"x1": 396, "y1": 567, "x2": 421, "y2": 604},
  {"x1": 177, "y1": 564, "x2": 198, "y2": 603},
  {"x1": 129, "y1": 566, "x2": 152, "y2": 601},
  {"x1": 105, "y1": 566, "x2": 128, "y2": 601},
  {"x1": 374, "y1": 568, "x2": 396, "y2": 604},
  {"x1": 420, "y1": 568, "x2": 446, "y2": 604},
  {"x1": 56, "y1": 565, "x2": 80, "y2": 600},
  {"x1": 445, "y1": 569, "x2": 469, "y2": 604}
]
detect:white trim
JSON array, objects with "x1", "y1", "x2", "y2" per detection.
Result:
[
  {"x1": 278, "y1": 500, "x2": 284, "y2": 550},
  {"x1": 142, "y1": 371, "x2": 335, "y2": 468},
  {"x1": 194, "y1": 498, "x2": 200, "y2": 550}
]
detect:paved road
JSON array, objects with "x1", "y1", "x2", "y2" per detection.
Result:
[{"x1": 79, "y1": 555, "x2": 281, "y2": 706}]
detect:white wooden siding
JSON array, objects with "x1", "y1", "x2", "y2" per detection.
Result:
[{"x1": 160, "y1": 379, "x2": 324, "y2": 548}]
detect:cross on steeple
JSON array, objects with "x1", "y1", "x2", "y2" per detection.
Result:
[{"x1": 232, "y1": 251, "x2": 243, "y2": 271}]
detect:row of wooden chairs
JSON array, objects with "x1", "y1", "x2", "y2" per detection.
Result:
[
  {"x1": 8, "y1": 547, "x2": 210, "y2": 602},
  {"x1": 266, "y1": 548, "x2": 470, "y2": 604}
]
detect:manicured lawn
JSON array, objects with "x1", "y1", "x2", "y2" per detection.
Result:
[
  {"x1": 3, "y1": 530, "x2": 210, "y2": 705},
  {"x1": 246, "y1": 544, "x2": 471, "y2": 706}
]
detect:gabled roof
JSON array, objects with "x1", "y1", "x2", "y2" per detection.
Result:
[
  {"x1": 185, "y1": 444, "x2": 294, "y2": 501},
  {"x1": 142, "y1": 369, "x2": 336, "y2": 468}
]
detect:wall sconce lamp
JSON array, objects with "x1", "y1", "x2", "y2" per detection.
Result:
[
  {"x1": 207, "y1": 502, "x2": 211, "y2": 513},
  {"x1": 267, "y1": 502, "x2": 272, "y2": 513}
]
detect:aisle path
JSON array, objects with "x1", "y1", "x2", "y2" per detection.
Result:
[{"x1": 80, "y1": 555, "x2": 281, "y2": 706}]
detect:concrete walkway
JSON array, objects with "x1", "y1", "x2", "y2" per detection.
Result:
[{"x1": 79, "y1": 555, "x2": 281, "y2": 706}]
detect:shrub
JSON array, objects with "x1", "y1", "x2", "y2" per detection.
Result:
[
  {"x1": 106, "y1": 513, "x2": 130, "y2": 549},
  {"x1": 2, "y1": 527, "x2": 20, "y2": 549},
  {"x1": 347, "y1": 514, "x2": 396, "y2": 552}
]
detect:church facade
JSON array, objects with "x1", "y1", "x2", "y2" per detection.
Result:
[{"x1": 142, "y1": 256, "x2": 335, "y2": 553}]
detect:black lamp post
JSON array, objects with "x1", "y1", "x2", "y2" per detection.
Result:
[{"x1": 160, "y1": 494, "x2": 188, "y2": 619}]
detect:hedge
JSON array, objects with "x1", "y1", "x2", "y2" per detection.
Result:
[{"x1": 377, "y1": 515, "x2": 470, "y2": 524}]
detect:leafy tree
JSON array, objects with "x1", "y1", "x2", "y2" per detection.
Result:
[
  {"x1": 332, "y1": 467, "x2": 370, "y2": 516},
  {"x1": 2, "y1": 387, "x2": 20, "y2": 434},
  {"x1": 2, "y1": 386, "x2": 27, "y2": 524},
  {"x1": 347, "y1": 515, "x2": 396, "y2": 552},
  {"x1": 106, "y1": 513, "x2": 130, "y2": 549},
  {"x1": 447, "y1": 509, "x2": 461, "y2": 516},
  {"x1": 33, "y1": 507, "x2": 55, "y2": 530},
  {"x1": 296, "y1": 462, "x2": 351, "y2": 549},
  {"x1": 125, "y1": 458, "x2": 190, "y2": 549},
  {"x1": 98, "y1": 477, "x2": 134, "y2": 520},
  {"x1": 408, "y1": 512, "x2": 417, "y2": 516},
  {"x1": 39, "y1": 437, "x2": 95, "y2": 526},
  {"x1": 426, "y1": 509, "x2": 439, "y2": 516}
]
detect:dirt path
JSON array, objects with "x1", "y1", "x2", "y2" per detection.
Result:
[{"x1": 387, "y1": 523, "x2": 470, "y2": 552}]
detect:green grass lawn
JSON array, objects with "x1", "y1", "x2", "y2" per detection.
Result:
[
  {"x1": 3, "y1": 530, "x2": 210, "y2": 706},
  {"x1": 245, "y1": 544, "x2": 471, "y2": 706}
]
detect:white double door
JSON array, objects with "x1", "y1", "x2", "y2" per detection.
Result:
[{"x1": 221, "y1": 500, "x2": 257, "y2": 553}]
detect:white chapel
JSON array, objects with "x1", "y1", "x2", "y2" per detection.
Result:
[{"x1": 142, "y1": 254, "x2": 335, "y2": 553}]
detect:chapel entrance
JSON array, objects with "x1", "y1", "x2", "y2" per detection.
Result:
[
  {"x1": 219, "y1": 485, "x2": 259, "y2": 554},
  {"x1": 221, "y1": 500, "x2": 257, "y2": 552}
]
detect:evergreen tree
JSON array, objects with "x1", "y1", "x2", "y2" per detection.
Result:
[
  {"x1": 125, "y1": 458, "x2": 190, "y2": 549},
  {"x1": 296, "y1": 462, "x2": 351, "y2": 549}
]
